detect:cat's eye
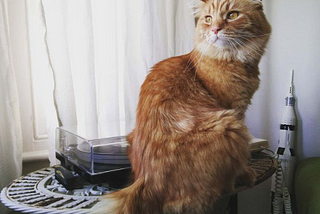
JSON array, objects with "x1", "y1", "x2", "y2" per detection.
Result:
[
  {"x1": 204, "y1": 16, "x2": 213, "y2": 24},
  {"x1": 227, "y1": 11, "x2": 239, "y2": 20}
]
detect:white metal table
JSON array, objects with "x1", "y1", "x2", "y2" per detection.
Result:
[
  {"x1": 1, "y1": 153, "x2": 277, "y2": 214},
  {"x1": 1, "y1": 167, "x2": 112, "y2": 214}
]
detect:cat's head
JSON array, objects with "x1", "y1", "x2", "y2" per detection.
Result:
[{"x1": 191, "y1": 0, "x2": 271, "y2": 63}]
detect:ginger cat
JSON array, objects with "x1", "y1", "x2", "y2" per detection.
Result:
[{"x1": 92, "y1": 0, "x2": 271, "y2": 213}]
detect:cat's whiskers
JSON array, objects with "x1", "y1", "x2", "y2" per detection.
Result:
[
  {"x1": 240, "y1": 33, "x2": 271, "y2": 39},
  {"x1": 190, "y1": 41, "x2": 212, "y2": 81},
  {"x1": 184, "y1": 49, "x2": 202, "y2": 73},
  {"x1": 231, "y1": 37, "x2": 259, "y2": 53},
  {"x1": 233, "y1": 38, "x2": 263, "y2": 61},
  {"x1": 222, "y1": 34, "x2": 266, "y2": 61},
  {"x1": 225, "y1": 37, "x2": 252, "y2": 61},
  {"x1": 185, "y1": 35, "x2": 212, "y2": 76},
  {"x1": 185, "y1": 37, "x2": 204, "y2": 68},
  {"x1": 226, "y1": 39, "x2": 240, "y2": 55},
  {"x1": 185, "y1": 38, "x2": 210, "y2": 74},
  {"x1": 226, "y1": 30, "x2": 271, "y2": 39},
  {"x1": 235, "y1": 37, "x2": 266, "y2": 59}
]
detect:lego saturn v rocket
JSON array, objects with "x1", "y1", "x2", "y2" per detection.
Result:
[
  {"x1": 271, "y1": 70, "x2": 296, "y2": 214},
  {"x1": 277, "y1": 69, "x2": 296, "y2": 193}
]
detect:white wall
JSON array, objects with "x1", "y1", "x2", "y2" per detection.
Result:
[
  {"x1": 241, "y1": 1, "x2": 320, "y2": 213},
  {"x1": 247, "y1": 0, "x2": 320, "y2": 162}
]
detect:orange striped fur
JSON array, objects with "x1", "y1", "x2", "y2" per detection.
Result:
[{"x1": 91, "y1": 0, "x2": 271, "y2": 213}]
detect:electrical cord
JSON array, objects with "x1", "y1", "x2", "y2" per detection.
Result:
[
  {"x1": 260, "y1": 147, "x2": 293, "y2": 214},
  {"x1": 283, "y1": 188, "x2": 293, "y2": 214},
  {"x1": 273, "y1": 160, "x2": 284, "y2": 214}
]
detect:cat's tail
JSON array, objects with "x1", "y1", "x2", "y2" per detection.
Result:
[{"x1": 89, "y1": 178, "x2": 154, "y2": 214}]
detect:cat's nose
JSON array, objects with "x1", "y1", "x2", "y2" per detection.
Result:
[{"x1": 212, "y1": 27, "x2": 222, "y2": 35}]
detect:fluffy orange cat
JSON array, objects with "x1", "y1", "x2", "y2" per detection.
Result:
[{"x1": 92, "y1": 0, "x2": 271, "y2": 213}]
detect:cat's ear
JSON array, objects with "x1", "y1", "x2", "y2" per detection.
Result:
[
  {"x1": 251, "y1": 0, "x2": 264, "y2": 10},
  {"x1": 188, "y1": 0, "x2": 207, "y2": 17}
]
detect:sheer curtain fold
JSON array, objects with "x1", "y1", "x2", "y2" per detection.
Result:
[
  {"x1": 32, "y1": 0, "x2": 195, "y2": 164},
  {"x1": 0, "y1": 0, "x2": 23, "y2": 212},
  {"x1": 142, "y1": 0, "x2": 195, "y2": 69}
]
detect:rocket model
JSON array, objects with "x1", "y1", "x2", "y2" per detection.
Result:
[
  {"x1": 271, "y1": 70, "x2": 296, "y2": 214},
  {"x1": 277, "y1": 69, "x2": 296, "y2": 194}
]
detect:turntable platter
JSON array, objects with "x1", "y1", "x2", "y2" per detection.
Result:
[{"x1": 76, "y1": 140, "x2": 130, "y2": 165}]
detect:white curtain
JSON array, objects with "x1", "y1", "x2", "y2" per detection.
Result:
[
  {"x1": 25, "y1": 0, "x2": 195, "y2": 164},
  {"x1": 0, "y1": 0, "x2": 194, "y2": 211},
  {"x1": 0, "y1": 0, "x2": 23, "y2": 213}
]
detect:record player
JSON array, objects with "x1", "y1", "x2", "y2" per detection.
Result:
[{"x1": 55, "y1": 124, "x2": 132, "y2": 189}]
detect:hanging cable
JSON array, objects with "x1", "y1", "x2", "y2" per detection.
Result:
[
  {"x1": 261, "y1": 147, "x2": 293, "y2": 214},
  {"x1": 273, "y1": 160, "x2": 284, "y2": 214}
]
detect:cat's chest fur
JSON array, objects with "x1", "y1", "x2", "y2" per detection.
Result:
[{"x1": 195, "y1": 56, "x2": 260, "y2": 113}]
